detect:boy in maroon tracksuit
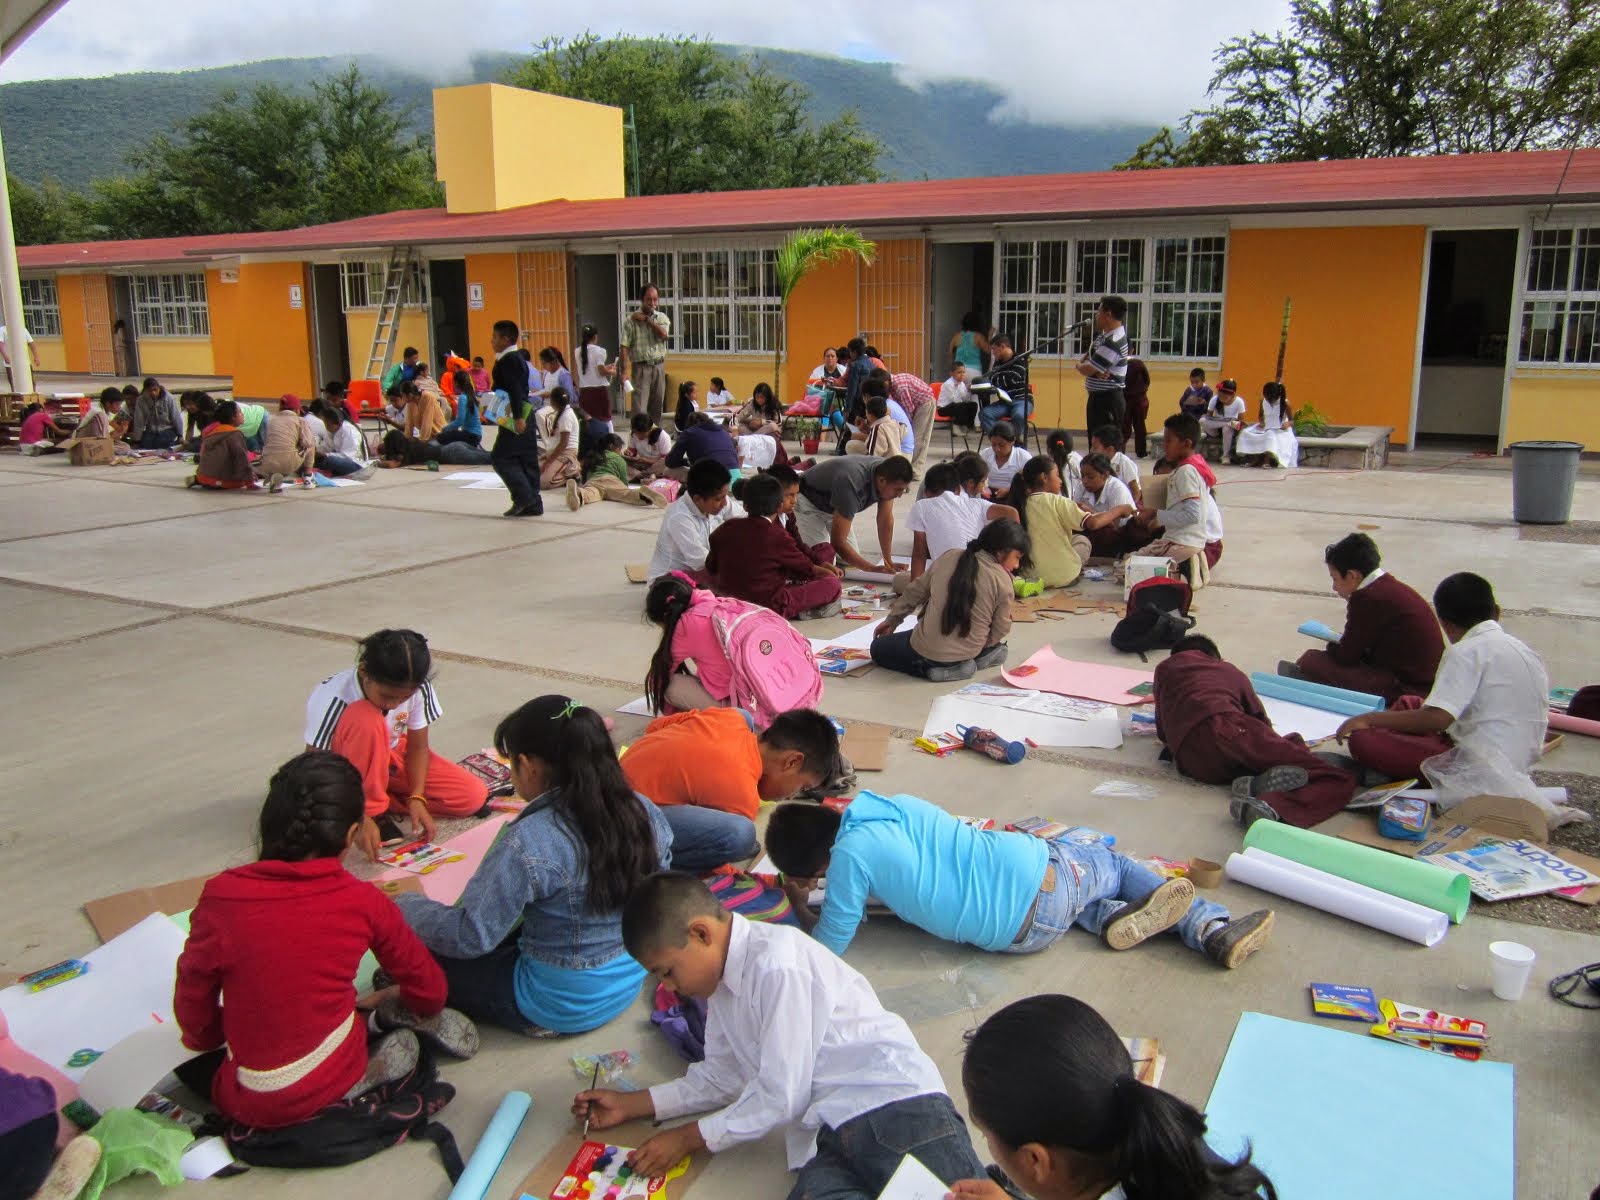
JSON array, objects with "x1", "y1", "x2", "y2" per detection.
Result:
[
  {"x1": 706, "y1": 474, "x2": 843, "y2": 620},
  {"x1": 1155, "y1": 635, "x2": 1355, "y2": 828},
  {"x1": 1284, "y1": 533, "x2": 1444, "y2": 703}
]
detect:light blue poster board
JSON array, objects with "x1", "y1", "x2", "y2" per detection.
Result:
[{"x1": 1206, "y1": 1012, "x2": 1514, "y2": 1200}]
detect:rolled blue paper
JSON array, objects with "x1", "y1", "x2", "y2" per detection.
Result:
[
  {"x1": 1255, "y1": 672, "x2": 1385, "y2": 711},
  {"x1": 1297, "y1": 619, "x2": 1338, "y2": 642},
  {"x1": 448, "y1": 1090, "x2": 532, "y2": 1200},
  {"x1": 1249, "y1": 673, "x2": 1378, "y2": 717}
]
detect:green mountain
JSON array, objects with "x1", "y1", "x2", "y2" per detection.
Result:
[{"x1": 0, "y1": 49, "x2": 1155, "y2": 193}]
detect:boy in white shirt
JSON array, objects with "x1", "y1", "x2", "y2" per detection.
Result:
[
  {"x1": 1201, "y1": 379, "x2": 1247, "y2": 461},
  {"x1": 1089, "y1": 425, "x2": 1142, "y2": 504},
  {"x1": 937, "y1": 363, "x2": 978, "y2": 429},
  {"x1": 1133, "y1": 413, "x2": 1210, "y2": 566},
  {"x1": 898, "y1": 461, "x2": 1017, "y2": 591},
  {"x1": 576, "y1": 872, "x2": 985, "y2": 1192},
  {"x1": 647, "y1": 459, "x2": 742, "y2": 583}
]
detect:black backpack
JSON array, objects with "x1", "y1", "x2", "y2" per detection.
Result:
[{"x1": 1111, "y1": 578, "x2": 1195, "y2": 661}]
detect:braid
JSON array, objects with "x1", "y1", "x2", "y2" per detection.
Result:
[{"x1": 259, "y1": 751, "x2": 366, "y2": 861}]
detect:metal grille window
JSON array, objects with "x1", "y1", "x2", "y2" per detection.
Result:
[
  {"x1": 340, "y1": 259, "x2": 430, "y2": 311},
  {"x1": 131, "y1": 272, "x2": 210, "y2": 338},
  {"x1": 20, "y1": 277, "x2": 61, "y2": 337},
  {"x1": 1520, "y1": 227, "x2": 1600, "y2": 366},
  {"x1": 620, "y1": 246, "x2": 780, "y2": 354},
  {"x1": 997, "y1": 232, "x2": 1225, "y2": 360}
]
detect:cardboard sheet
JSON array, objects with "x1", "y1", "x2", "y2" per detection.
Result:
[
  {"x1": 923, "y1": 692, "x2": 1123, "y2": 750},
  {"x1": 841, "y1": 722, "x2": 891, "y2": 771},
  {"x1": 625, "y1": 563, "x2": 649, "y2": 584},
  {"x1": 1000, "y1": 645, "x2": 1153, "y2": 705},
  {"x1": 1206, "y1": 1012, "x2": 1514, "y2": 1200},
  {"x1": 85, "y1": 874, "x2": 215, "y2": 942},
  {"x1": 516, "y1": 1122, "x2": 705, "y2": 1200}
]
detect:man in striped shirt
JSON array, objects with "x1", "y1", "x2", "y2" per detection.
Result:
[{"x1": 1078, "y1": 294, "x2": 1129, "y2": 437}]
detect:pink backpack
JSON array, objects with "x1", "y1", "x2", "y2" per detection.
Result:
[{"x1": 710, "y1": 600, "x2": 824, "y2": 728}]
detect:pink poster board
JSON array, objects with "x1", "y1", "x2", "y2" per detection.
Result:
[
  {"x1": 373, "y1": 813, "x2": 510, "y2": 904},
  {"x1": 1001, "y1": 646, "x2": 1154, "y2": 706}
]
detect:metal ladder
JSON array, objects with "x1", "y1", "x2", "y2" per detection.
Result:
[{"x1": 361, "y1": 246, "x2": 419, "y2": 380}]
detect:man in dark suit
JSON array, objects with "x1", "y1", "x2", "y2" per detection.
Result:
[{"x1": 489, "y1": 318, "x2": 542, "y2": 517}]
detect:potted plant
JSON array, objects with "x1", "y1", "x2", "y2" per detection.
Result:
[{"x1": 797, "y1": 418, "x2": 821, "y2": 455}]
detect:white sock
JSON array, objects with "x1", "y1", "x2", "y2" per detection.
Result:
[{"x1": 1203, "y1": 917, "x2": 1229, "y2": 939}]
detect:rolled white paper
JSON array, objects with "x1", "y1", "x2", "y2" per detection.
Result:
[{"x1": 1225, "y1": 848, "x2": 1449, "y2": 947}]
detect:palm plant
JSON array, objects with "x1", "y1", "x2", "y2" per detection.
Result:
[{"x1": 773, "y1": 227, "x2": 876, "y2": 402}]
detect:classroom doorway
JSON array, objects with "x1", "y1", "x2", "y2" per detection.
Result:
[
  {"x1": 429, "y1": 260, "x2": 470, "y2": 366},
  {"x1": 930, "y1": 242, "x2": 995, "y2": 378},
  {"x1": 310, "y1": 265, "x2": 349, "y2": 386},
  {"x1": 1415, "y1": 229, "x2": 1517, "y2": 446},
  {"x1": 110, "y1": 276, "x2": 139, "y2": 378},
  {"x1": 573, "y1": 253, "x2": 621, "y2": 362}
]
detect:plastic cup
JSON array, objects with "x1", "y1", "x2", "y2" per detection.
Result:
[{"x1": 1489, "y1": 940, "x2": 1536, "y2": 1001}]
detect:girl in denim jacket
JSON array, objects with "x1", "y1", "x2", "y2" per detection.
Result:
[{"x1": 395, "y1": 697, "x2": 673, "y2": 1036}]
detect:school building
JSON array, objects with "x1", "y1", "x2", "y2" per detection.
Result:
[{"x1": 15, "y1": 83, "x2": 1600, "y2": 450}]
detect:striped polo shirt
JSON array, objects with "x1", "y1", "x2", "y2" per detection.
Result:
[{"x1": 1086, "y1": 326, "x2": 1129, "y2": 392}]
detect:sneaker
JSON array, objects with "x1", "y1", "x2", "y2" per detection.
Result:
[
  {"x1": 796, "y1": 599, "x2": 843, "y2": 620},
  {"x1": 1103, "y1": 878, "x2": 1197, "y2": 951},
  {"x1": 1249, "y1": 764, "x2": 1309, "y2": 797},
  {"x1": 33, "y1": 1134, "x2": 102, "y2": 1200},
  {"x1": 1229, "y1": 790, "x2": 1281, "y2": 830},
  {"x1": 347, "y1": 1029, "x2": 420, "y2": 1098},
  {"x1": 973, "y1": 644, "x2": 1009, "y2": 671},
  {"x1": 372, "y1": 996, "x2": 480, "y2": 1060},
  {"x1": 268, "y1": 472, "x2": 284, "y2": 494},
  {"x1": 1203, "y1": 909, "x2": 1276, "y2": 969},
  {"x1": 352, "y1": 463, "x2": 377, "y2": 480},
  {"x1": 1276, "y1": 659, "x2": 1304, "y2": 680},
  {"x1": 926, "y1": 659, "x2": 978, "y2": 683},
  {"x1": 565, "y1": 478, "x2": 582, "y2": 511},
  {"x1": 640, "y1": 486, "x2": 668, "y2": 508}
]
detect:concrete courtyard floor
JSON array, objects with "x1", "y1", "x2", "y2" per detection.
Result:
[{"x1": 2, "y1": 447, "x2": 1598, "y2": 1198}]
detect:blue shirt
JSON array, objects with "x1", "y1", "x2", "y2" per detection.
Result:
[
  {"x1": 814, "y1": 791, "x2": 1048, "y2": 955},
  {"x1": 885, "y1": 398, "x2": 915, "y2": 453},
  {"x1": 444, "y1": 393, "x2": 482, "y2": 438},
  {"x1": 516, "y1": 952, "x2": 646, "y2": 1034}
]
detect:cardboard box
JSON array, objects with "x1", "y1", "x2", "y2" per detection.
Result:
[
  {"x1": 69, "y1": 436, "x2": 115, "y2": 466},
  {"x1": 1124, "y1": 556, "x2": 1175, "y2": 599},
  {"x1": 514, "y1": 1122, "x2": 705, "y2": 1200}
]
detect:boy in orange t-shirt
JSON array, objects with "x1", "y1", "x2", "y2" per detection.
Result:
[{"x1": 621, "y1": 708, "x2": 839, "y2": 871}]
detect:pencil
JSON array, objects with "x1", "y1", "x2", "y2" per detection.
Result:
[{"x1": 582, "y1": 1062, "x2": 600, "y2": 1141}]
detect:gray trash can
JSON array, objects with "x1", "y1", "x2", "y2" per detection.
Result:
[{"x1": 1508, "y1": 440, "x2": 1584, "y2": 524}]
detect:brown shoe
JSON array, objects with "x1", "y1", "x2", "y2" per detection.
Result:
[
  {"x1": 1203, "y1": 909, "x2": 1276, "y2": 969},
  {"x1": 1103, "y1": 877, "x2": 1196, "y2": 951}
]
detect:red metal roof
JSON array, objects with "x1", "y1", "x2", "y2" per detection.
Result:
[
  {"x1": 18, "y1": 232, "x2": 266, "y2": 271},
  {"x1": 19, "y1": 149, "x2": 1600, "y2": 268}
]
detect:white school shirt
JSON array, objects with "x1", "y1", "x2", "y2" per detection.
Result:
[
  {"x1": 1156, "y1": 462, "x2": 1209, "y2": 548},
  {"x1": 647, "y1": 494, "x2": 741, "y2": 581},
  {"x1": 979, "y1": 444, "x2": 1032, "y2": 493},
  {"x1": 630, "y1": 430, "x2": 672, "y2": 459},
  {"x1": 304, "y1": 667, "x2": 439, "y2": 750},
  {"x1": 649, "y1": 915, "x2": 948, "y2": 1169},
  {"x1": 1206, "y1": 395, "x2": 1246, "y2": 422},
  {"x1": 303, "y1": 412, "x2": 332, "y2": 453},
  {"x1": 1203, "y1": 491, "x2": 1224, "y2": 544},
  {"x1": 0, "y1": 325, "x2": 33, "y2": 348},
  {"x1": 736, "y1": 433, "x2": 778, "y2": 470},
  {"x1": 937, "y1": 376, "x2": 972, "y2": 410},
  {"x1": 536, "y1": 404, "x2": 581, "y2": 456},
  {"x1": 1079, "y1": 474, "x2": 1135, "y2": 525},
  {"x1": 1107, "y1": 450, "x2": 1140, "y2": 491},
  {"x1": 1424, "y1": 620, "x2": 1549, "y2": 769},
  {"x1": 909, "y1": 490, "x2": 992, "y2": 561},
  {"x1": 576, "y1": 344, "x2": 610, "y2": 389},
  {"x1": 329, "y1": 421, "x2": 366, "y2": 461}
]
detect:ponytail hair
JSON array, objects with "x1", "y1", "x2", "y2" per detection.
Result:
[
  {"x1": 494, "y1": 696, "x2": 657, "y2": 912},
  {"x1": 964, "y1": 995, "x2": 1276, "y2": 1200},
  {"x1": 644, "y1": 574, "x2": 697, "y2": 714},
  {"x1": 942, "y1": 518, "x2": 1030, "y2": 640},
  {"x1": 1005, "y1": 454, "x2": 1059, "y2": 552},
  {"x1": 259, "y1": 751, "x2": 365, "y2": 862}
]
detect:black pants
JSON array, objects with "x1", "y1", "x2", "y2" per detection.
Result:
[
  {"x1": 0, "y1": 1114, "x2": 55, "y2": 1200},
  {"x1": 492, "y1": 453, "x2": 544, "y2": 513},
  {"x1": 940, "y1": 401, "x2": 979, "y2": 429},
  {"x1": 1085, "y1": 387, "x2": 1125, "y2": 439}
]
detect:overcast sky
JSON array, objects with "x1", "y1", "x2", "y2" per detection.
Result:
[{"x1": 4, "y1": 0, "x2": 1292, "y2": 126}]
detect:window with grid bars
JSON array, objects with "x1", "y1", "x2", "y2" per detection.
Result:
[
  {"x1": 1519, "y1": 227, "x2": 1600, "y2": 366},
  {"x1": 131, "y1": 272, "x2": 210, "y2": 338},
  {"x1": 620, "y1": 246, "x2": 780, "y2": 353},
  {"x1": 339, "y1": 259, "x2": 430, "y2": 311},
  {"x1": 997, "y1": 233, "x2": 1225, "y2": 360},
  {"x1": 20, "y1": 277, "x2": 61, "y2": 337}
]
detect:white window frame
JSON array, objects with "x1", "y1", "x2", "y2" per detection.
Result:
[
  {"x1": 1518, "y1": 225, "x2": 1600, "y2": 368},
  {"x1": 131, "y1": 272, "x2": 210, "y2": 338},
  {"x1": 619, "y1": 242, "x2": 781, "y2": 355},
  {"x1": 20, "y1": 276, "x2": 61, "y2": 338},
  {"x1": 995, "y1": 230, "x2": 1227, "y2": 362},
  {"x1": 340, "y1": 258, "x2": 430, "y2": 312}
]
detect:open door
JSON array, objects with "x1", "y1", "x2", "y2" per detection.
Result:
[
  {"x1": 572, "y1": 253, "x2": 620, "y2": 363},
  {"x1": 310, "y1": 264, "x2": 349, "y2": 387},
  {"x1": 930, "y1": 242, "x2": 995, "y2": 378},
  {"x1": 1416, "y1": 229, "x2": 1517, "y2": 447},
  {"x1": 429, "y1": 260, "x2": 469, "y2": 366}
]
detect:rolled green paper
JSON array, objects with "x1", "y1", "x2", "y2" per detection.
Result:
[
  {"x1": 1250, "y1": 673, "x2": 1378, "y2": 717},
  {"x1": 1250, "y1": 671, "x2": 1384, "y2": 712},
  {"x1": 1243, "y1": 821, "x2": 1471, "y2": 923}
]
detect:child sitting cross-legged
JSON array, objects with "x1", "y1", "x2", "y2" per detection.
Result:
[
  {"x1": 871, "y1": 519, "x2": 1026, "y2": 682},
  {"x1": 706, "y1": 473, "x2": 844, "y2": 620},
  {"x1": 1006, "y1": 456, "x2": 1091, "y2": 588},
  {"x1": 572, "y1": 872, "x2": 987, "y2": 1191},
  {"x1": 175, "y1": 751, "x2": 478, "y2": 1131},
  {"x1": 952, "y1": 994, "x2": 1278, "y2": 1200},
  {"x1": 186, "y1": 400, "x2": 258, "y2": 490},
  {"x1": 393, "y1": 697, "x2": 673, "y2": 1036},
  {"x1": 765, "y1": 792, "x2": 1274, "y2": 968},
  {"x1": 1076, "y1": 452, "x2": 1143, "y2": 558},
  {"x1": 567, "y1": 433, "x2": 670, "y2": 510},
  {"x1": 1130, "y1": 412, "x2": 1212, "y2": 567},
  {"x1": 1088, "y1": 424, "x2": 1142, "y2": 504}
]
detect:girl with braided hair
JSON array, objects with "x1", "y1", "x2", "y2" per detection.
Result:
[
  {"x1": 305, "y1": 629, "x2": 488, "y2": 860},
  {"x1": 174, "y1": 751, "x2": 478, "y2": 1131}
]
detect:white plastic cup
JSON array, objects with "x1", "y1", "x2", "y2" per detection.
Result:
[{"x1": 1489, "y1": 940, "x2": 1536, "y2": 1001}]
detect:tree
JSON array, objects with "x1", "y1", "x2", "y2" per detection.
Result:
[
  {"x1": 1118, "y1": 0, "x2": 1600, "y2": 168},
  {"x1": 773, "y1": 228, "x2": 876, "y2": 400},
  {"x1": 312, "y1": 65, "x2": 443, "y2": 224},
  {"x1": 505, "y1": 33, "x2": 883, "y2": 195},
  {"x1": 8, "y1": 176, "x2": 89, "y2": 245}
]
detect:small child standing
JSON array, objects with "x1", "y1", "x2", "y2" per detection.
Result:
[
  {"x1": 567, "y1": 434, "x2": 670, "y2": 509},
  {"x1": 1088, "y1": 424, "x2": 1142, "y2": 504},
  {"x1": 1007, "y1": 457, "x2": 1091, "y2": 588},
  {"x1": 706, "y1": 474, "x2": 843, "y2": 619},
  {"x1": 955, "y1": 995, "x2": 1278, "y2": 1200},
  {"x1": 305, "y1": 629, "x2": 489, "y2": 859},
  {"x1": 174, "y1": 752, "x2": 477, "y2": 1130},
  {"x1": 765, "y1": 792, "x2": 1273, "y2": 967},
  {"x1": 574, "y1": 873, "x2": 986, "y2": 1192}
]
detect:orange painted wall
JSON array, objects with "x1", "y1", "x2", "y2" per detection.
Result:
[
  {"x1": 207, "y1": 269, "x2": 238, "y2": 378},
  {"x1": 782, "y1": 257, "x2": 858, "y2": 402},
  {"x1": 1221, "y1": 226, "x2": 1425, "y2": 441},
  {"x1": 55, "y1": 274, "x2": 90, "y2": 373},
  {"x1": 467, "y1": 252, "x2": 519, "y2": 354},
  {"x1": 229, "y1": 262, "x2": 315, "y2": 399}
]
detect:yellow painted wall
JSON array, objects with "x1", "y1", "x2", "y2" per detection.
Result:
[
  {"x1": 667, "y1": 356, "x2": 779, "y2": 404},
  {"x1": 345, "y1": 310, "x2": 431, "y2": 380},
  {"x1": 1504, "y1": 373, "x2": 1600, "y2": 448},
  {"x1": 32, "y1": 337, "x2": 67, "y2": 372},
  {"x1": 434, "y1": 84, "x2": 624, "y2": 214},
  {"x1": 230, "y1": 263, "x2": 315, "y2": 399},
  {"x1": 54, "y1": 274, "x2": 90, "y2": 373},
  {"x1": 782, "y1": 257, "x2": 858, "y2": 402},
  {"x1": 1024, "y1": 360, "x2": 1215, "y2": 432},
  {"x1": 466, "y1": 252, "x2": 519, "y2": 355},
  {"x1": 1222, "y1": 226, "x2": 1426, "y2": 441},
  {"x1": 140, "y1": 338, "x2": 214, "y2": 377},
  {"x1": 207, "y1": 269, "x2": 238, "y2": 379}
]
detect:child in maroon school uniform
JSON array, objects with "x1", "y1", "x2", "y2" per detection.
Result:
[
  {"x1": 706, "y1": 474, "x2": 844, "y2": 620},
  {"x1": 1154, "y1": 634, "x2": 1355, "y2": 829}
]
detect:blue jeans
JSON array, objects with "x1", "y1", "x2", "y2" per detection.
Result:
[
  {"x1": 659, "y1": 805, "x2": 759, "y2": 872},
  {"x1": 318, "y1": 453, "x2": 362, "y2": 477},
  {"x1": 978, "y1": 399, "x2": 1031, "y2": 435},
  {"x1": 1007, "y1": 840, "x2": 1229, "y2": 955},
  {"x1": 789, "y1": 1093, "x2": 984, "y2": 1200},
  {"x1": 870, "y1": 630, "x2": 997, "y2": 679},
  {"x1": 138, "y1": 428, "x2": 179, "y2": 450},
  {"x1": 431, "y1": 932, "x2": 538, "y2": 1035}
]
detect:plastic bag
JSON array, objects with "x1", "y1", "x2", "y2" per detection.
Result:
[
  {"x1": 82, "y1": 1109, "x2": 193, "y2": 1200},
  {"x1": 1091, "y1": 780, "x2": 1158, "y2": 800}
]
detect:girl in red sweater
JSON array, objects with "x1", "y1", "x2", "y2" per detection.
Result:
[{"x1": 174, "y1": 751, "x2": 478, "y2": 1129}]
